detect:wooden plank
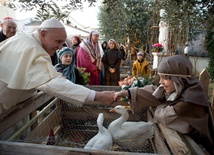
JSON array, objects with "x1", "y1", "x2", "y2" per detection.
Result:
[
  {"x1": 30, "y1": 110, "x2": 38, "y2": 130},
  {"x1": 0, "y1": 92, "x2": 53, "y2": 134},
  {"x1": 211, "y1": 90, "x2": 214, "y2": 117},
  {"x1": 158, "y1": 123, "x2": 191, "y2": 155},
  {"x1": 199, "y1": 69, "x2": 214, "y2": 138},
  {"x1": 148, "y1": 108, "x2": 192, "y2": 154},
  {"x1": 0, "y1": 141, "x2": 156, "y2": 155},
  {"x1": 180, "y1": 134, "x2": 208, "y2": 155},
  {"x1": 25, "y1": 105, "x2": 61, "y2": 143},
  {"x1": 0, "y1": 92, "x2": 51, "y2": 121},
  {"x1": 85, "y1": 85, "x2": 121, "y2": 91},
  {"x1": 199, "y1": 69, "x2": 210, "y2": 94},
  {"x1": 7, "y1": 98, "x2": 59, "y2": 141},
  {"x1": 147, "y1": 109, "x2": 171, "y2": 154}
]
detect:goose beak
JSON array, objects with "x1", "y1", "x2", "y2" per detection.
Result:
[{"x1": 110, "y1": 108, "x2": 116, "y2": 112}]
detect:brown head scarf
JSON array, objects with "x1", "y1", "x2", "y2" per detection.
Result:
[{"x1": 153, "y1": 55, "x2": 209, "y2": 107}]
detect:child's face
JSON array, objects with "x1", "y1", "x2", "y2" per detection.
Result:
[
  {"x1": 159, "y1": 75, "x2": 175, "y2": 93},
  {"x1": 61, "y1": 54, "x2": 72, "y2": 65},
  {"x1": 137, "y1": 55, "x2": 143, "y2": 60},
  {"x1": 109, "y1": 41, "x2": 115, "y2": 49}
]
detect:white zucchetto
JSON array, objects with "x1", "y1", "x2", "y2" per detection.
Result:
[{"x1": 39, "y1": 17, "x2": 65, "y2": 29}]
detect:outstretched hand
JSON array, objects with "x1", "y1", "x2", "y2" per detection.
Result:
[
  {"x1": 94, "y1": 91, "x2": 115, "y2": 106},
  {"x1": 114, "y1": 91, "x2": 128, "y2": 101}
]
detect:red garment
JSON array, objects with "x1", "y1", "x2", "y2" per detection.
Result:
[{"x1": 77, "y1": 46, "x2": 100, "y2": 85}]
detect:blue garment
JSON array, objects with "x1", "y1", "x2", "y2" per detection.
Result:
[{"x1": 55, "y1": 47, "x2": 76, "y2": 83}]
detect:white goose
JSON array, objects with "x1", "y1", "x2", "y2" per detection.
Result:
[
  {"x1": 84, "y1": 113, "x2": 113, "y2": 151},
  {"x1": 108, "y1": 105, "x2": 154, "y2": 151}
]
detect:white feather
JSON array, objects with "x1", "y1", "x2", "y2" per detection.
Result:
[
  {"x1": 108, "y1": 105, "x2": 154, "y2": 151},
  {"x1": 84, "y1": 113, "x2": 113, "y2": 151}
]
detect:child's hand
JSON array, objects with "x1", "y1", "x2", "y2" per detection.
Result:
[{"x1": 114, "y1": 91, "x2": 128, "y2": 101}]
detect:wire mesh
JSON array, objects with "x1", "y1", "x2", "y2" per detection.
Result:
[{"x1": 12, "y1": 86, "x2": 155, "y2": 153}]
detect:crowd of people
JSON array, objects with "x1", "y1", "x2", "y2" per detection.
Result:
[{"x1": 0, "y1": 17, "x2": 213, "y2": 154}]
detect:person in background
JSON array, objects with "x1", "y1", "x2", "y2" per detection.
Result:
[
  {"x1": 70, "y1": 35, "x2": 81, "y2": 65},
  {"x1": 118, "y1": 43, "x2": 126, "y2": 61},
  {"x1": 0, "y1": 17, "x2": 115, "y2": 114},
  {"x1": 101, "y1": 41, "x2": 108, "y2": 53},
  {"x1": 102, "y1": 39, "x2": 122, "y2": 86},
  {"x1": 132, "y1": 51, "x2": 150, "y2": 78},
  {"x1": 114, "y1": 55, "x2": 214, "y2": 154},
  {"x1": 77, "y1": 30, "x2": 102, "y2": 85},
  {"x1": 0, "y1": 17, "x2": 17, "y2": 42},
  {"x1": 51, "y1": 38, "x2": 72, "y2": 66},
  {"x1": 55, "y1": 47, "x2": 84, "y2": 85},
  {"x1": 100, "y1": 41, "x2": 108, "y2": 85}
]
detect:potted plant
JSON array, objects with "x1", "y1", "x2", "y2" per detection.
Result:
[{"x1": 152, "y1": 43, "x2": 163, "y2": 53}]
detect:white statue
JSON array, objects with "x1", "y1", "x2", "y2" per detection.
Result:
[{"x1": 158, "y1": 9, "x2": 168, "y2": 52}]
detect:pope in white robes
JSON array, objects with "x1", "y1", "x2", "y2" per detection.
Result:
[{"x1": 0, "y1": 17, "x2": 114, "y2": 113}]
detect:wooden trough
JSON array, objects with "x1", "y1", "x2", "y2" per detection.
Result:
[{"x1": 0, "y1": 80, "x2": 212, "y2": 155}]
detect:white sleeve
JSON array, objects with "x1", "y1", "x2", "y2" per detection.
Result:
[{"x1": 36, "y1": 76, "x2": 95, "y2": 106}]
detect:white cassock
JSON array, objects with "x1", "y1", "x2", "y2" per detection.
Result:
[{"x1": 0, "y1": 31, "x2": 95, "y2": 113}]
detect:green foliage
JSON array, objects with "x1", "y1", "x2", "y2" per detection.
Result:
[
  {"x1": 158, "y1": 0, "x2": 212, "y2": 53},
  {"x1": 204, "y1": 3, "x2": 214, "y2": 81},
  {"x1": 206, "y1": 31, "x2": 214, "y2": 81},
  {"x1": 77, "y1": 67, "x2": 90, "y2": 85},
  {"x1": 100, "y1": 0, "x2": 213, "y2": 54},
  {"x1": 120, "y1": 75, "x2": 154, "y2": 102},
  {"x1": 122, "y1": 75, "x2": 154, "y2": 90},
  {"x1": 132, "y1": 75, "x2": 154, "y2": 88},
  {"x1": 98, "y1": 0, "x2": 153, "y2": 47},
  {"x1": 7, "y1": 0, "x2": 97, "y2": 22}
]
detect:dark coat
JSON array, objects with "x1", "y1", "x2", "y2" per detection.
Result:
[
  {"x1": 0, "y1": 31, "x2": 6, "y2": 43},
  {"x1": 102, "y1": 48, "x2": 122, "y2": 86}
]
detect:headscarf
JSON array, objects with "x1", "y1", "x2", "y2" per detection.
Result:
[
  {"x1": 55, "y1": 47, "x2": 76, "y2": 83},
  {"x1": 108, "y1": 39, "x2": 120, "y2": 50},
  {"x1": 153, "y1": 55, "x2": 209, "y2": 107},
  {"x1": 79, "y1": 30, "x2": 102, "y2": 70},
  {"x1": 101, "y1": 41, "x2": 108, "y2": 51}
]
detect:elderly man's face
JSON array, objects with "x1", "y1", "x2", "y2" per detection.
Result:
[
  {"x1": 40, "y1": 28, "x2": 67, "y2": 56},
  {"x1": 1, "y1": 20, "x2": 17, "y2": 38}
]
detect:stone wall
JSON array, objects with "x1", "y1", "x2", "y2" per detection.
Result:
[{"x1": 152, "y1": 53, "x2": 210, "y2": 76}]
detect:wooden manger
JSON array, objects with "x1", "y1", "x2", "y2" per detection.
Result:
[{"x1": 0, "y1": 82, "x2": 212, "y2": 155}]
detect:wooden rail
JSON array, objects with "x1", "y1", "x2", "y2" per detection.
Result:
[{"x1": 0, "y1": 92, "x2": 53, "y2": 134}]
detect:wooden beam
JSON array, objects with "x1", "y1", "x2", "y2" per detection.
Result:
[
  {"x1": 25, "y1": 106, "x2": 61, "y2": 143},
  {"x1": 199, "y1": 69, "x2": 210, "y2": 94},
  {"x1": 147, "y1": 109, "x2": 171, "y2": 154},
  {"x1": 7, "y1": 98, "x2": 59, "y2": 141},
  {"x1": 148, "y1": 108, "x2": 192, "y2": 155},
  {"x1": 0, "y1": 141, "x2": 155, "y2": 155},
  {"x1": 211, "y1": 90, "x2": 214, "y2": 117},
  {"x1": 157, "y1": 123, "x2": 191, "y2": 155},
  {"x1": 0, "y1": 92, "x2": 53, "y2": 134},
  {"x1": 180, "y1": 134, "x2": 208, "y2": 155}
]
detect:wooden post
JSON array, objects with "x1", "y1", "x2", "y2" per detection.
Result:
[
  {"x1": 199, "y1": 69, "x2": 210, "y2": 94},
  {"x1": 199, "y1": 69, "x2": 214, "y2": 141},
  {"x1": 212, "y1": 90, "x2": 214, "y2": 116}
]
